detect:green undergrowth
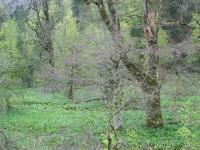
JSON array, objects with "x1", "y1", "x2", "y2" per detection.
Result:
[{"x1": 0, "y1": 88, "x2": 200, "y2": 149}]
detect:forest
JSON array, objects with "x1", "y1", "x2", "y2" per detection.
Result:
[{"x1": 0, "y1": 0, "x2": 200, "y2": 149}]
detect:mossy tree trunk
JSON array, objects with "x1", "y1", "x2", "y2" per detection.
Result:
[{"x1": 143, "y1": 0, "x2": 163, "y2": 128}]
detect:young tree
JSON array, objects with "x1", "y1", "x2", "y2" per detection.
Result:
[
  {"x1": 0, "y1": 19, "x2": 20, "y2": 111},
  {"x1": 54, "y1": 9, "x2": 80, "y2": 101}
]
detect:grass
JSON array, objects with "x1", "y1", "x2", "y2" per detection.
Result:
[{"x1": 0, "y1": 88, "x2": 200, "y2": 149}]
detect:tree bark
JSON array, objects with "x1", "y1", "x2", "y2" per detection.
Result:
[
  {"x1": 68, "y1": 67, "x2": 75, "y2": 101},
  {"x1": 46, "y1": 38, "x2": 54, "y2": 67},
  {"x1": 143, "y1": 0, "x2": 163, "y2": 128},
  {"x1": 5, "y1": 97, "x2": 11, "y2": 112},
  {"x1": 145, "y1": 88, "x2": 163, "y2": 128},
  {"x1": 114, "y1": 102, "x2": 122, "y2": 130},
  {"x1": 43, "y1": 0, "x2": 54, "y2": 67},
  {"x1": 67, "y1": 48, "x2": 77, "y2": 101}
]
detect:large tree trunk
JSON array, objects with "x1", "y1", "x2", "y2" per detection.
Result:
[
  {"x1": 144, "y1": 87, "x2": 163, "y2": 128},
  {"x1": 143, "y1": 0, "x2": 163, "y2": 128}
]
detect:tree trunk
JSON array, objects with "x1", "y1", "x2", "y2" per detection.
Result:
[
  {"x1": 47, "y1": 41, "x2": 54, "y2": 67},
  {"x1": 67, "y1": 48, "x2": 76, "y2": 101},
  {"x1": 114, "y1": 103, "x2": 122, "y2": 130},
  {"x1": 107, "y1": 132, "x2": 112, "y2": 150},
  {"x1": 145, "y1": 87, "x2": 163, "y2": 128},
  {"x1": 143, "y1": 0, "x2": 163, "y2": 128},
  {"x1": 5, "y1": 96, "x2": 11, "y2": 112},
  {"x1": 68, "y1": 71, "x2": 75, "y2": 101}
]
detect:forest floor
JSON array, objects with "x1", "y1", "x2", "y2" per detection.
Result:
[{"x1": 0, "y1": 88, "x2": 200, "y2": 149}]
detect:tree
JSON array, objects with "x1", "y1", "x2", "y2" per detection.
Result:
[
  {"x1": 54, "y1": 9, "x2": 80, "y2": 101},
  {"x1": 27, "y1": 0, "x2": 64, "y2": 67},
  {"x1": 84, "y1": 0, "x2": 163, "y2": 128},
  {"x1": 0, "y1": 19, "x2": 20, "y2": 111},
  {"x1": 142, "y1": 0, "x2": 163, "y2": 128},
  {"x1": 11, "y1": 5, "x2": 36, "y2": 87}
]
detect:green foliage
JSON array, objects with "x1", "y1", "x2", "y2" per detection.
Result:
[
  {"x1": 0, "y1": 19, "x2": 19, "y2": 110},
  {"x1": 54, "y1": 10, "x2": 79, "y2": 66},
  {"x1": 0, "y1": 19, "x2": 17, "y2": 69},
  {"x1": 0, "y1": 19, "x2": 23, "y2": 79},
  {"x1": 177, "y1": 100, "x2": 200, "y2": 149},
  {"x1": 190, "y1": 12, "x2": 200, "y2": 46},
  {"x1": 0, "y1": 0, "x2": 200, "y2": 149},
  {"x1": 1, "y1": 87, "x2": 200, "y2": 149},
  {"x1": 121, "y1": 0, "x2": 142, "y2": 26},
  {"x1": 158, "y1": 28, "x2": 168, "y2": 48},
  {"x1": 55, "y1": 11, "x2": 78, "y2": 52},
  {"x1": 135, "y1": 38, "x2": 146, "y2": 49},
  {"x1": 65, "y1": 11, "x2": 79, "y2": 43},
  {"x1": 160, "y1": 0, "x2": 193, "y2": 24},
  {"x1": 0, "y1": 18, "x2": 36, "y2": 87},
  {"x1": 125, "y1": 129, "x2": 141, "y2": 149}
]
